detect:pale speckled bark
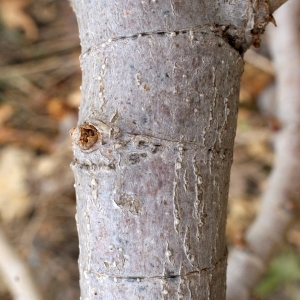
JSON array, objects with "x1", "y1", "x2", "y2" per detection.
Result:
[{"x1": 70, "y1": 1, "x2": 273, "y2": 299}]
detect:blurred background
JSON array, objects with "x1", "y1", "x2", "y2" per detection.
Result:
[{"x1": 0, "y1": 1, "x2": 299, "y2": 299}]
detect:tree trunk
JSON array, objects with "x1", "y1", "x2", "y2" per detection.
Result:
[{"x1": 69, "y1": 1, "x2": 274, "y2": 299}]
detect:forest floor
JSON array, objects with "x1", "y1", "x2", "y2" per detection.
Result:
[{"x1": 0, "y1": 1, "x2": 299, "y2": 299}]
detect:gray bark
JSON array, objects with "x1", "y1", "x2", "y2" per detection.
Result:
[{"x1": 69, "y1": 1, "x2": 273, "y2": 299}]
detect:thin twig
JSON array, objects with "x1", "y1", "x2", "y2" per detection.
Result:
[
  {"x1": 227, "y1": 0, "x2": 300, "y2": 299},
  {"x1": 0, "y1": 54, "x2": 79, "y2": 80},
  {"x1": 0, "y1": 227, "x2": 43, "y2": 300}
]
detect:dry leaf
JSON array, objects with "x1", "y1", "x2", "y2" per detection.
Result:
[
  {"x1": 47, "y1": 98, "x2": 68, "y2": 120},
  {"x1": 0, "y1": 147, "x2": 33, "y2": 222},
  {"x1": 67, "y1": 90, "x2": 81, "y2": 108},
  {"x1": 0, "y1": 104, "x2": 14, "y2": 126},
  {"x1": 0, "y1": 0, "x2": 38, "y2": 41}
]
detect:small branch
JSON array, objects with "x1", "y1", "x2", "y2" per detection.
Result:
[
  {"x1": 268, "y1": 0, "x2": 289, "y2": 14},
  {"x1": 0, "y1": 54, "x2": 78, "y2": 80},
  {"x1": 244, "y1": 49, "x2": 275, "y2": 75},
  {"x1": 227, "y1": 0, "x2": 300, "y2": 299},
  {"x1": 0, "y1": 227, "x2": 43, "y2": 300}
]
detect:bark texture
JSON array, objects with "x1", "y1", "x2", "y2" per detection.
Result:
[{"x1": 70, "y1": 1, "x2": 272, "y2": 299}]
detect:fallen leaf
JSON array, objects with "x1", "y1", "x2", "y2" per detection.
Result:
[
  {"x1": 0, "y1": 0, "x2": 38, "y2": 41},
  {"x1": 0, "y1": 147, "x2": 33, "y2": 222},
  {"x1": 0, "y1": 104, "x2": 14, "y2": 126}
]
